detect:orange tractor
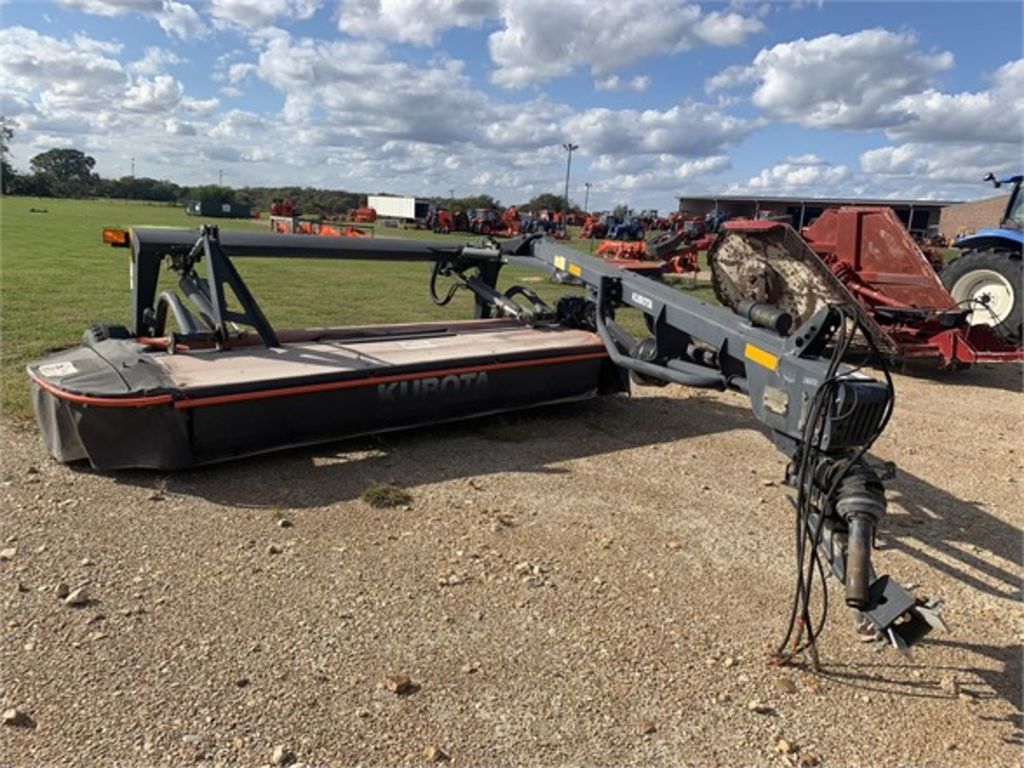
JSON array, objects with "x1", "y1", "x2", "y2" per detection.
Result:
[
  {"x1": 426, "y1": 207, "x2": 455, "y2": 233},
  {"x1": 499, "y1": 205, "x2": 522, "y2": 236},
  {"x1": 269, "y1": 198, "x2": 296, "y2": 217},
  {"x1": 580, "y1": 214, "x2": 606, "y2": 240},
  {"x1": 270, "y1": 216, "x2": 370, "y2": 238},
  {"x1": 348, "y1": 206, "x2": 377, "y2": 223},
  {"x1": 594, "y1": 230, "x2": 700, "y2": 276},
  {"x1": 467, "y1": 208, "x2": 502, "y2": 235}
]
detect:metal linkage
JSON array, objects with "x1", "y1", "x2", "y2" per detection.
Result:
[
  {"x1": 122, "y1": 227, "x2": 943, "y2": 655},
  {"x1": 497, "y1": 235, "x2": 943, "y2": 656}
]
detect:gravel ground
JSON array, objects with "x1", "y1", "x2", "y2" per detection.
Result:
[{"x1": 1, "y1": 363, "x2": 1021, "y2": 767}]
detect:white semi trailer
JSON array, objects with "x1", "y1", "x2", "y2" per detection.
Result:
[{"x1": 368, "y1": 195, "x2": 430, "y2": 221}]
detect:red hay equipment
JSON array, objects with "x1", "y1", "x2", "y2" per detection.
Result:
[{"x1": 709, "y1": 207, "x2": 1023, "y2": 368}]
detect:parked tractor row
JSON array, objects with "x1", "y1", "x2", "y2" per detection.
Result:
[{"x1": 264, "y1": 175, "x2": 1020, "y2": 370}]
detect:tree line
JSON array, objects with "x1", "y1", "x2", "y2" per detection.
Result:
[{"x1": 0, "y1": 121, "x2": 586, "y2": 216}]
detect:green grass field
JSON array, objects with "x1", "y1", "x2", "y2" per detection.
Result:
[{"x1": 0, "y1": 197, "x2": 716, "y2": 419}]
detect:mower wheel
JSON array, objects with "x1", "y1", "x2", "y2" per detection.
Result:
[
  {"x1": 82, "y1": 323, "x2": 131, "y2": 346},
  {"x1": 942, "y1": 248, "x2": 1022, "y2": 343},
  {"x1": 645, "y1": 230, "x2": 685, "y2": 259}
]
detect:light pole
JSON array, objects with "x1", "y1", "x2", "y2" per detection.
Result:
[
  {"x1": 562, "y1": 142, "x2": 578, "y2": 227},
  {"x1": 583, "y1": 181, "x2": 591, "y2": 214}
]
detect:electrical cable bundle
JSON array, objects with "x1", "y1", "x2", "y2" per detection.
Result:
[{"x1": 775, "y1": 305, "x2": 895, "y2": 669}]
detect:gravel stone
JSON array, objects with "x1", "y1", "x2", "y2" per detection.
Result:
[
  {"x1": 0, "y1": 365, "x2": 1020, "y2": 766},
  {"x1": 2, "y1": 707, "x2": 34, "y2": 728},
  {"x1": 939, "y1": 673, "x2": 960, "y2": 697},
  {"x1": 63, "y1": 586, "x2": 89, "y2": 606},
  {"x1": 775, "y1": 678, "x2": 798, "y2": 694},
  {"x1": 271, "y1": 745, "x2": 296, "y2": 766},
  {"x1": 384, "y1": 674, "x2": 415, "y2": 695},
  {"x1": 422, "y1": 744, "x2": 448, "y2": 762}
]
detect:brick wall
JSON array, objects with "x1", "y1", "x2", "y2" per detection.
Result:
[{"x1": 939, "y1": 194, "x2": 1009, "y2": 240}]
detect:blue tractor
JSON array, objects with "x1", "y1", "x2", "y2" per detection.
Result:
[
  {"x1": 605, "y1": 215, "x2": 645, "y2": 241},
  {"x1": 941, "y1": 173, "x2": 1023, "y2": 343}
]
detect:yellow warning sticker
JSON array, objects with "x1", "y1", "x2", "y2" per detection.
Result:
[
  {"x1": 568, "y1": 263, "x2": 582, "y2": 277},
  {"x1": 744, "y1": 343, "x2": 778, "y2": 371}
]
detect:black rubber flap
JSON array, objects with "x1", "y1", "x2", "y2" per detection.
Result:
[{"x1": 27, "y1": 340, "x2": 174, "y2": 398}]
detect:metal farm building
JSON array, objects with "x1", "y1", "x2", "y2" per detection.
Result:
[{"x1": 676, "y1": 194, "x2": 960, "y2": 236}]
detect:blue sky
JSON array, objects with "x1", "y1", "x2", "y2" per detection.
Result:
[{"x1": 1, "y1": 1, "x2": 1021, "y2": 211}]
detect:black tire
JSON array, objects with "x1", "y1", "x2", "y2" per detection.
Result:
[
  {"x1": 941, "y1": 248, "x2": 1022, "y2": 343},
  {"x1": 645, "y1": 230, "x2": 685, "y2": 259},
  {"x1": 82, "y1": 323, "x2": 131, "y2": 346}
]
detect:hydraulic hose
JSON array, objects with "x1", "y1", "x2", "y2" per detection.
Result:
[
  {"x1": 594, "y1": 294, "x2": 727, "y2": 389},
  {"x1": 153, "y1": 291, "x2": 204, "y2": 336}
]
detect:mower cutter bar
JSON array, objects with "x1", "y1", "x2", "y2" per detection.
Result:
[{"x1": 86, "y1": 225, "x2": 944, "y2": 657}]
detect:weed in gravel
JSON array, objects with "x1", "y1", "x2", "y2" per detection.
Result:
[{"x1": 361, "y1": 483, "x2": 413, "y2": 508}]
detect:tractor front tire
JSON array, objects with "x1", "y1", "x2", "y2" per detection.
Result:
[
  {"x1": 941, "y1": 248, "x2": 1022, "y2": 343},
  {"x1": 645, "y1": 230, "x2": 685, "y2": 259}
]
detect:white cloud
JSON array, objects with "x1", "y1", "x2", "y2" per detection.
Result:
[
  {"x1": 488, "y1": 0, "x2": 761, "y2": 88},
  {"x1": 57, "y1": 0, "x2": 162, "y2": 15},
  {"x1": 692, "y1": 11, "x2": 764, "y2": 47},
  {"x1": 255, "y1": 30, "x2": 488, "y2": 143},
  {"x1": 57, "y1": 0, "x2": 205, "y2": 39},
  {"x1": 180, "y1": 96, "x2": 221, "y2": 115},
  {"x1": 602, "y1": 155, "x2": 732, "y2": 191},
  {"x1": 227, "y1": 62, "x2": 258, "y2": 83},
  {"x1": 785, "y1": 153, "x2": 824, "y2": 165},
  {"x1": 0, "y1": 26, "x2": 127, "y2": 111},
  {"x1": 562, "y1": 102, "x2": 761, "y2": 157},
  {"x1": 238, "y1": 28, "x2": 760, "y2": 207},
  {"x1": 709, "y1": 28, "x2": 953, "y2": 130},
  {"x1": 860, "y1": 142, "x2": 1021, "y2": 186},
  {"x1": 735, "y1": 157, "x2": 851, "y2": 193},
  {"x1": 130, "y1": 46, "x2": 182, "y2": 75},
  {"x1": 70, "y1": 32, "x2": 123, "y2": 55},
  {"x1": 208, "y1": 109, "x2": 268, "y2": 139},
  {"x1": 483, "y1": 100, "x2": 572, "y2": 149},
  {"x1": 0, "y1": 23, "x2": 215, "y2": 181},
  {"x1": 123, "y1": 74, "x2": 184, "y2": 112},
  {"x1": 208, "y1": 0, "x2": 323, "y2": 29},
  {"x1": 164, "y1": 117, "x2": 196, "y2": 135},
  {"x1": 338, "y1": 0, "x2": 499, "y2": 46},
  {"x1": 704, "y1": 63, "x2": 757, "y2": 93},
  {"x1": 594, "y1": 75, "x2": 650, "y2": 92},
  {"x1": 857, "y1": 59, "x2": 1024, "y2": 190},
  {"x1": 156, "y1": 2, "x2": 205, "y2": 39},
  {"x1": 885, "y1": 58, "x2": 1024, "y2": 145},
  {"x1": 0, "y1": 93, "x2": 37, "y2": 121}
]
